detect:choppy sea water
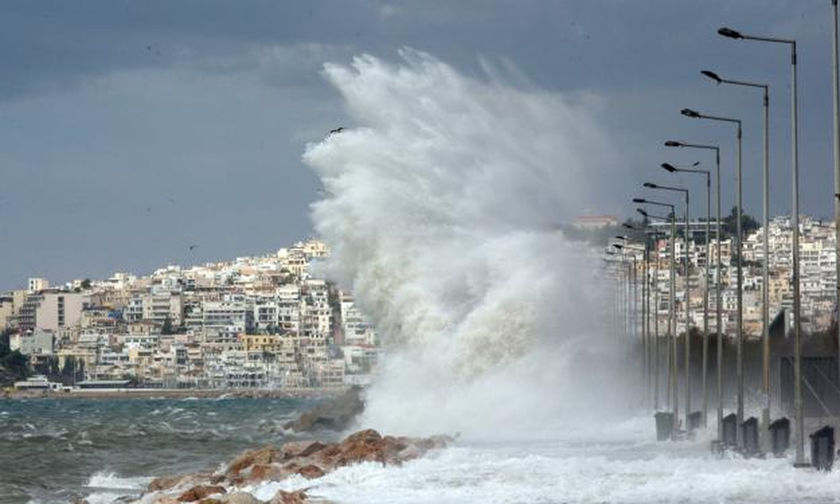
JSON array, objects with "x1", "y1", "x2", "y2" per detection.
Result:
[
  {"x1": 4, "y1": 399, "x2": 840, "y2": 503},
  {"x1": 0, "y1": 397, "x2": 315, "y2": 504}
]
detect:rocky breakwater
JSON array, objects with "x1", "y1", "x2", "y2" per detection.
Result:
[{"x1": 133, "y1": 429, "x2": 452, "y2": 504}]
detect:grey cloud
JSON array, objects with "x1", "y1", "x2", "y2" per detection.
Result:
[{"x1": 1, "y1": 0, "x2": 838, "y2": 290}]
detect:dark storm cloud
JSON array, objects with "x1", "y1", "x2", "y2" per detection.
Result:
[{"x1": 1, "y1": 0, "x2": 837, "y2": 290}]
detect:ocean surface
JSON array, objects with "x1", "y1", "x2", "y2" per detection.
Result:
[
  {"x1": 4, "y1": 398, "x2": 840, "y2": 503},
  {"x1": 0, "y1": 396, "x2": 317, "y2": 504}
]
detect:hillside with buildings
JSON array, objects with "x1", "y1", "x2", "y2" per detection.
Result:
[{"x1": 0, "y1": 239, "x2": 381, "y2": 390}]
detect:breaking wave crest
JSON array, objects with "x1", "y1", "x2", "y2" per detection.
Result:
[{"x1": 306, "y1": 50, "x2": 631, "y2": 437}]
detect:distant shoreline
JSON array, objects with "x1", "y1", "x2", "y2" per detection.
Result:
[{"x1": 0, "y1": 386, "x2": 347, "y2": 401}]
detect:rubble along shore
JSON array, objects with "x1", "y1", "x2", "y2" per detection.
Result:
[{"x1": 115, "y1": 428, "x2": 451, "y2": 504}]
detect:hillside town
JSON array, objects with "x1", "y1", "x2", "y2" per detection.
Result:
[
  {"x1": 579, "y1": 213, "x2": 840, "y2": 337},
  {"x1": 0, "y1": 239, "x2": 380, "y2": 390}
]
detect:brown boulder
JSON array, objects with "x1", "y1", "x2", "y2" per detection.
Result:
[
  {"x1": 343, "y1": 428, "x2": 382, "y2": 444},
  {"x1": 220, "y1": 492, "x2": 263, "y2": 504},
  {"x1": 267, "y1": 489, "x2": 308, "y2": 504},
  {"x1": 281, "y1": 440, "x2": 328, "y2": 459},
  {"x1": 150, "y1": 497, "x2": 181, "y2": 504},
  {"x1": 149, "y1": 475, "x2": 188, "y2": 492},
  {"x1": 176, "y1": 485, "x2": 227, "y2": 502},
  {"x1": 284, "y1": 386, "x2": 364, "y2": 433},
  {"x1": 296, "y1": 464, "x2": 325, "y2": 479},
  {"x1": 248, "y1": 463, "x2": 286, "y2": 483},
  {"x1": 226, "y1": 445, "x2": 280, "y2": 476}
]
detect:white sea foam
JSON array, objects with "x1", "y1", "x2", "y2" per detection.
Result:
[
  {"x1": 244, "y1": 418, "x2": 840, "y2": 503},
  {"x1": 86, "y1": 471, "x2": 151, "y2": 490},
  {"x1": 305, "y1": 49, "x2": 628, "y2": 438}
]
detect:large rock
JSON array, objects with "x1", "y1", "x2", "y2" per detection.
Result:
[
  {"x1": 220, "y1": 492, "x2": 263, "y2": 504},
  {"x1": 281, "y1": 440, "x2": 328, "y2": 459},
  {"x1": 176, "y1": 485, "x2": 227, "y2": 502},
  {"x1": 284, "y1": 386, "x2": 364, "y2": 432},
  {"x1": 267, "y1": 489, "x2": 308, "y2": 504},
  {"x1": 226, "y1": 445, "x2": 281, "y2": 477},
  {"x1": 132, "y1": 427, "x2": 452, "y2": 504},
  {"x1": 247, "y1": 463, "x2": 286, "y2": 483},
  {"x1": 148, "y1": 475, "x2": 189, "y2": 492},
  {"x1": 296, "y1": 464, "x2": 325, "y2": 479}
]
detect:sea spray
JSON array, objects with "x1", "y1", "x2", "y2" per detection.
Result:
[{"x1": 305, "y1": 49, "x2": 631, "y2": 438}]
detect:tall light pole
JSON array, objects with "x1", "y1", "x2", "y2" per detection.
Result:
[
  {"x1": 635, "y1": 197, "x2": 678, "y2": 431},
  {"x1": 666, "y1": 140, "x2": 723, "y2": 438},
  {"x1": 616, "y1": 239, "x2": 646, "y2": 399},
  {"x1": 614, "y1": 243, "x2": 639, "y2": 348},
  {"x1": 619, "y1": 230, "x2": 650, "y2": 401},
  {"x1": 832, "y1": 0, "x2": 840, "y2": 418},
  {"x1": 681, "y1": 107, "x2": 745, "y2": 447},
  {"x1": 701, "y1": 70, "x2": 773, "y2": 441},
  {"x1": 604, "y1": 252, "x2": 627, "y2": 340},
  {"x1": 662, "y1": 162, "x2": 712, "y2": 429},
  {"x1": 639, "y1": 208, "x2": 668, "y2": 411},
  {"x1": 644, "y1": 182, "x2": 693, "y2": 425},
  {"x1": 718, "y1": 25, "x2": 803, "y2": 464}
]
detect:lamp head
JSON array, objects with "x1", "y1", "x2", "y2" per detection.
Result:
[
  {"x1": 613, "y1": 243, "x2": 624, "y2": 250},
  {"x1": 643, "y1": 182, "x2": 658, "y2": 189},
  {"x1": 664, "y1": 140, "x2": 684, "y2": 147},
  {"x1": 718, "y1": 27, "x2": 744, "y2": 39},
  {"x1": 636, "y1": 208, "x2": 648, "y2": 217},
  {"x1": 632, "y1": 198, "x2": 646, "y2": 204},
  {"x1": 701, "y1": 70, "x2": 722, "y2": 84},
  {"x1": 622, "y1": 223, "x2": 635, "y2": 230},
  {"x1": 615, "y1": 235, "x2": 628, "y2": 241},
  {"x1": 681, "y1": 108, "x2": 701, "y2": 118},
  {"x1": 661, "y1": 163, "x2": 677, "y2": 173}
]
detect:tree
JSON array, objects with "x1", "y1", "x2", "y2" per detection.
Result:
[
  {"x1": 722, "y1": 206, "x2": 759, "y2": 239},
  {"x1": 0, "y1": 343, "x2": 31, "y2": 382},
  {"x1": 61, "y1": 357, "x2": 84, "y2": 384},
  {"x1": 161, "y1": 316, "x2": 174, "y2": 335},
  {"x1": 80, "y1": 278, "x2": 92, "y2": 290}
]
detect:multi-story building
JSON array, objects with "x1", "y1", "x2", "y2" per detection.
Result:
[{"x1": 16, "y1": 292, "x2": 88, "y2": 332}]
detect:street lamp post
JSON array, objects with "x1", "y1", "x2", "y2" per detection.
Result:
[
  {"x1": 639, "y1": 209, "x2": 668, "y2": 411},
  {"x1": 832, "y1": 0, "x2": 840, "y2": 417},
  {"x1": 681, "y1": 107, "x2": 745, "y2": 447},
  {"x1": 666, "y1": 140, "x2": 723, "y2": 438},
  {"x1": 644, "y1": 182, "x2": 693, "y2": 425},
  {"x1": 701, "y1": 70, "x2": 773, "y2": 441},
  {"x1": 718, "y1": 24, "x2": 804, "y2": 466},
  {"x1": 604, "y1": 253, "x2": 626, "y2": 340},
  {"x1": 617, "y1": 238, "x2": 647, "y2": 399},
  {"x1": 635, "y1": 198, "x2": 678, "y2": 431},
  {"x1": 613, "y1": 244, "x2": 638, "y2": 339},
  {"x1": 662, "y1": 161, "x2": 713, "y2": 429},
  {"x1": 620, "y1": 229, "x2": 650, "y2": 395}
]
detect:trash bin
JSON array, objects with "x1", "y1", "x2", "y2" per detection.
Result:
[
  {"x1": 722, "y1": 413, "x2": 737, "y2": 447},
  {"x1": 741, "y1": 417, "x2": 759, "y2": 456},
  {"x1": 810, "y1": 425, "x2": 835, "y2": 471},
  {"x1": 768, "y1": 417, "x2": 790, "y2": 457},
  {"x1": 654, "y1": 412, "x2": 674, "y2": 441},
  {"x1": 687, "y1": 411, "x2": 702, "y2": 432}
]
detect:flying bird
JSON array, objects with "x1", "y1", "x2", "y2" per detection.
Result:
[
  {"x1": 329, "y1": 127, "x2": 344, "y2": 135},
  {"x1": 188, "y1": 244, "x2": 198, "y2": 251}
]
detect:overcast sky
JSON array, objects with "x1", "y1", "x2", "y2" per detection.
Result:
[{"x1": 0, "y1": 0, "x2": 836, "y2": 290}]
